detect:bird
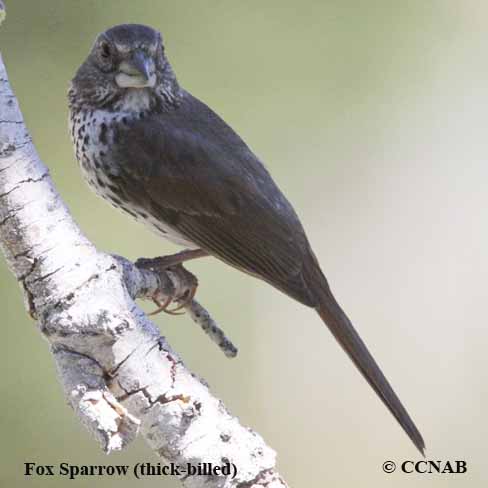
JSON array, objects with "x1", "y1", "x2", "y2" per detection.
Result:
[{"x1": 68, "y1": 23, "x2": 425, "y2": 455}]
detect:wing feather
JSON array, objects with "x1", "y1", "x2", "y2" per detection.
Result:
[{"x1": 112, "y1": 92, "x2": 316, "y2": 305}]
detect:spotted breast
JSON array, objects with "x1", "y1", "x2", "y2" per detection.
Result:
[{"x1": 68, "y1": 106, "x2": 196, "y2": 248}]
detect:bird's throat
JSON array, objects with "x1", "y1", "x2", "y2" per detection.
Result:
[{"x1": 112, "y1": 89, "x2": 154, "y2": 114}]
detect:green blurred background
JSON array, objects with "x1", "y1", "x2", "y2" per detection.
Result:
[{"x1": 0, "y1": 1, "x2": 487, "y2": 486}]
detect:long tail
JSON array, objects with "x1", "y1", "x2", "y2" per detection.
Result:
[{"x1": 316, "y1": 288, "x2": 425, "y2": 455}]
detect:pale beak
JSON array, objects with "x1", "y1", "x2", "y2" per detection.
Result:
[{"x1": 116, "y1": 51, "x2": 156, "y2": 88}]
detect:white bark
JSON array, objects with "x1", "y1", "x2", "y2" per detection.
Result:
[{"x1": 0, "y1": 12, "x2": 288, "y2": 487}]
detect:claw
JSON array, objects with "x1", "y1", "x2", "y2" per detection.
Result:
[
  {"x1": 148, "y1": 295, "x2": 172, "y2": 316},
  {"x1": 166, "y1": 284, "x2": 198, "y2": 314},
  {"x1": 148, "y1": 285, "x2": 197, "y2": 316},
  {"x1": 140, "y1": 253, "x2": 201, "y2": 317},
  {"x1": 164, "y1": 308, "x2": 186, "y2": 316}
]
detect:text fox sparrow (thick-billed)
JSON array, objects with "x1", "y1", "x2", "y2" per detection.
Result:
[{"x1": 68, "y1": 23, "x2": 425, "y2": 454}]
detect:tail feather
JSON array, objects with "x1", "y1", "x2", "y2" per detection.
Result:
[{"x1": 316, "y1": 290, "x2": 425, "y2": 455}]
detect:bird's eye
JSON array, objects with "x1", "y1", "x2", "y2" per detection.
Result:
[{"x1": 99, "y1": 41, "x2": 112, "y2": 59}]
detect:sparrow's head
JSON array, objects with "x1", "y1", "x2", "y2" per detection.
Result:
[{"x1": 69, "y1": 24, "x2": 180, "y2": 111}]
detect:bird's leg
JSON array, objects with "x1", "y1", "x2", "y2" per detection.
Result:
[
  {"x1": 136, "y1": 249, "x2": 207, "y2": 315},
  {"x1": 135, "y1": 248, "x2": 209, "y2": 270}
]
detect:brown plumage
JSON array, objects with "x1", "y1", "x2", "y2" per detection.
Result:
[{"x1": 68, "y1": 23, "x2": 425, "y2": 454}]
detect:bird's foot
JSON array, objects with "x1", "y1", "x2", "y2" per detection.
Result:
[
  {"x1": 134, "y1": 252, "x2": 238, "y2": 358},
  {"x1": 136, "y1": 256, "x2": 199, "y2": 316},
  {"x1": 149, "y1": 272, "x2": 198, "y2": 316}
]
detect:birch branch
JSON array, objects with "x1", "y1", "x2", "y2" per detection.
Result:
[{"x1": 0, "y1": 18, "x2": 287, "y2": 488}]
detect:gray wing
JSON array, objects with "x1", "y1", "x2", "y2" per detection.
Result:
[{"x1": 112, "y1": 91, "x2": 318, "y2": 306}]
